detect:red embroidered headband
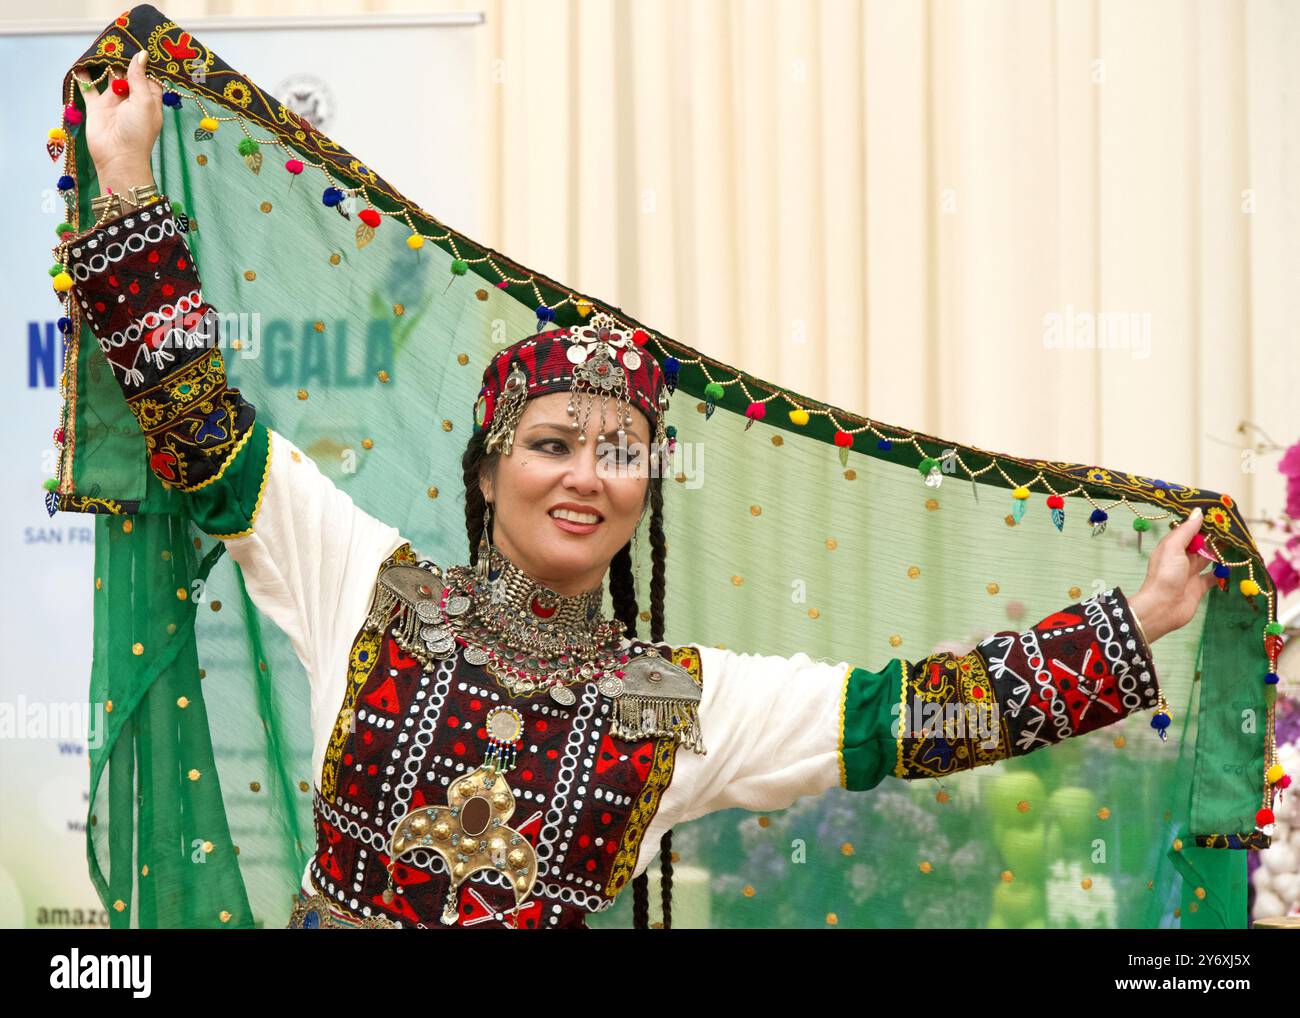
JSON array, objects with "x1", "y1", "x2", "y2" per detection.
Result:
[{"x1": 474, "y1": 313, "x2": 672, "y2": 467}]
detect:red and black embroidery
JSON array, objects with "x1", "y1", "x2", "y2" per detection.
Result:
[
  {"x1": 896, "y1": 587, "x2": 1160, "y2": 779},
  {"x1": 310, "y1": 556, "x2": 679, "y2": 928},
  {"x1": 64, "y1": 197, "x2": 255, "y2": 490}
]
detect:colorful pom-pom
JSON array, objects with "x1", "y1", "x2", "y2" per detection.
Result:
[
  {"x1": 745, "y1": 402, "x2": 766, "y2": 421},
  {"x1": 1133, "y1": 517, "x2": 1151, "y2": 532},
  {"x1": 57, "y1": 174, "x2": 75, "y2": 192},
  {"x1": 1240, "y1": 578, "x2": 1261, "y2": 597},
  {"x1": 496, "y1": 280, "x2": 509, "y2": 289},
  {"x1": 48, "y1": 127, "x2": 67, "y2": 143},
  {"x1": 575, "y1": 299, "x2": 594, "y2": 317},
  {"x1": 358, "y1": 208, "x2": 381, "y2": 228},
  {"x1": 42, "y1": 477, "x2": 58, "y2": 492},
  {"x1": 1213, "y1": 563, "x2": 1231, "y2": 579},
  {"x1": 285, "y1": 158, "x2": 304, "y2": 175},
  {"x1": 450, "y1": 259, "x2": 468, "y2": 275},
  {"x1": 665, "y1": 425, "x2": 677, "y2": 440},
  {"x1": 1267, "y1": 763, "x2": 1285, "y2": 784},
  {"x1": 55, "y1": 222, "x2": 73, "y2": 238},
  {"x1": 1150, "y1": 710, "x2": 1172, "y2": 735},
  {"x1": 110, "y1": 78, "x2": 129, "y2": 97},
  {"x1": 407, "y1": 234, "x2": 425, "y2": 250},
  {"x1": 703, "y1": 382, "x2": 725, "y2": 401},
  {"x1": 788, "y1": 409, "x2": 809, "y2": 426},
  {"x1": 1089, "y1": 509, "x2": 1108, "y2": 524},
  {"x1": 53, "y1": 427, "x2": 64, "y2": 445},
  {"x1": 535, "y1": 305, "x2": 555, "y2": 324},
  {"x1": 1265, "y1": 671, "x2": 1279, "y2": 685},
  {"x1": 919, "y1": 457, "x2": 939, "y2": 476},
  {"x1": 237, "y1": 138, "x2": 258, "y2": 156},
  {"x1": 52, "y1": 272, "x2": 72, "y2": 293},
  {"x1": 1012, "y1": 486, "x2": 1030, "y2": 500},
  {"x1": 322, "y1": 187, "x2": 345, "y2": 206},
  {"x1": 876, "y1": 438, "x2": 893, "y2": 451},
  {"x1": 1264, "y1": 621, "x2": 1284, "y2": 636},
  {"x1": 833, "y1": 430, "x2": 852, "y2": 448},
  {"x1": 162, "y1": 91, "x2": 182, "y2": 108},
  {"x1": 1046, "y1": 494, "x2": 1065, "y2": 510},
  {"x1": 1187, "y1": 532, "x2": 1206, "y2": 555},
  {"x1": 1256, "y1": 807, "x2": 1275, "y2": 827},
  {"x1": 1281, "y1": 775, "x2": 1293, "y2": 790},
  {"x1": 64, "y1": 105, "x2": 83, "y2": 126},
  {"x1": 57, "y1": 317, "x2": 72, "y2": 335},
  {"x1": 631, "y1": 329, "x2": 649, "y2": 347},
  {"x1": 198, "y1": 116, "x2": 219, "y2": 132}
]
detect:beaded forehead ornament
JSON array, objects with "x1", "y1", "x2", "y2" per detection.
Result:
[{"x1": 473, "y1": 313, "x2": 672, "y2": 471}]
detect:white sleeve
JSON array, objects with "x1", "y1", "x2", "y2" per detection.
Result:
[
  {"x1": 654, "y1": 644, "x2": 854, "y2": 822},
  {"x1": 214, "y1": 427, "x2": 407, "y2": 688}
]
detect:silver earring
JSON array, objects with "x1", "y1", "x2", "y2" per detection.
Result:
[{"x1": 476, "y1": 503, "x2": 493, "y2": 588}]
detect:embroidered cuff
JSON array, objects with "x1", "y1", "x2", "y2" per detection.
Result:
[
  {"x1": 892, "y1": 587, "x2": 1162, "y2": 780},
  {"x1": 64, "y1": 195, "x2": 257, "y2": 491}
]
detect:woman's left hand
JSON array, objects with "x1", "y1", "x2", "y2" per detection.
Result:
[{"x1": 1127, "y1": 508, "x2": 1218, "y2": 644}]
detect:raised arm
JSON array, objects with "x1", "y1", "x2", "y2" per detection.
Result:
[
  {"x1": 657, "y1": 585, "x2": 1162, "y2": 825},
  {"x1": 57, "y1": 55, "x2": 404, "y2": 683}
]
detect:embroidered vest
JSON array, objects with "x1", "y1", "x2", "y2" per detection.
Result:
[{"x1": 307, "y1": 547, "x2": 701, "y2": 928}]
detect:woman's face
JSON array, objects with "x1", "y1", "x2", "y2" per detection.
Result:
[{"x1": 479, "y1": 391, "x2": 652, "y2": 596}]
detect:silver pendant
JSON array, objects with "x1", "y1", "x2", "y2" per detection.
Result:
[
  {"x1": 462, "y1": 645, "x2": 489, "y2": 666},
  {"x1": 415, "y1": 599, "x2": 439, "y2": 622},
  {"x1": 597, "y1": 676, "x2": 625, "y2": 698},
  {"x1": 426, "y1": 635, "x2": 456, "y2": 655},
  {"x1": 420, "y1": 625, "x2": 451, "y2": 643},
  {"x1": 549, "y1": 685, "x2": 576, "y2": 706},
  {"x1": 444, "y1": 596, "x2": 471, "y2": 617}
]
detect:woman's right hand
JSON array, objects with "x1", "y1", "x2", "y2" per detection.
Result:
[{"x1": 73, "y1": 50, "x2": 162, "y2": 194}]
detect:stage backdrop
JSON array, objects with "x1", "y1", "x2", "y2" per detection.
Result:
[{"x1": 2, "y1": 9, "x2": 481, "y2": 930}]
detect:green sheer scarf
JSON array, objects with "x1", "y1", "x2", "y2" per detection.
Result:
[{"x1": 52, "y1": 4, "x2": 1276, "y2": 929}]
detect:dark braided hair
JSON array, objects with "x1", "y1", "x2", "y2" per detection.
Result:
[{"x1": 461, "y1": 426, "x2": 674, "y2": 929}]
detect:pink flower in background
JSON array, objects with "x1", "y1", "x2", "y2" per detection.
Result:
[
  {"x1": 1280, "y1": 439, "x2": 1300, "y2": 518},
  {"x1": 1270, "y1": 549, "x2": 1300, "y2": 598}
]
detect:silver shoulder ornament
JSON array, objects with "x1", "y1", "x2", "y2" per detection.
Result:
[{"x1": 607, "y1": 645, "x2": 706, "y2": 754}]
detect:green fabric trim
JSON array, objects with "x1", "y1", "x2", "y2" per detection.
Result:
[
  {"x1": 185, "y1": 422, "x2": 271, "y2": 538},
  {"x1": 839, "y1": 660, "x2": 903, "y2": 791}
]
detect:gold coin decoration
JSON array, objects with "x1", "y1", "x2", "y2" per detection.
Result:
[
  {"x1": 987, "y1": 582, "x2": 1000, "y2": 595},
  {"x1": 1069, "y1": 586, "x2": 1082, "y2": 599},
  {"x1": 297, "y1": 389, "x2": 309, "y2": 400},
  {"x1": 1097, "y1": 807, "x2": 1111, "y2": 820},
  {"x1": 841, "y1": 842, "x2": 854, "y2": 857},
  {"x1": 807, "y1": 608, "x2": 820, "y2": 619},
  {"x1": 250, "y1": 781, "x2": 261, "y2": 792},
  {"x1": 771, "y1": 435, "x2": 783, "y2": 446},
  {"x1": 329, "y1": 253, "x2": 341, "y2": 265},
  {"x1": 919, "y1": 861, "x2": 933, "y2": 874},
  {"x1": 742, "y1": 885, "x2": 756, "y2": 898},
  {"x1": 427, "y1": 487, "x2": 439, "y2": 499},
  {"x1": 314, "y1": 321, "x2": 325, "y2": 332},
  {"x1": 826, "y1": 538, "x2": 838, "y2": 550},
  {"x1": 458, "y1": 353, "x2": 470, "y2": 364},
  {"x1": 361, "y1": 438, "x2": 374, "y2": 450},
  {"x1": 731, "y1": 575, "x2": 743, "y2": 586},
  {"x1": 924, "y1": 498, "x2": 939, "y2": 511},
  {"x1": 196, "y1": 154, "x2": 207, "y2": 166},
  {"x1": 260, "y1": 201, "x2": 272, "y2": 213},
  {"x1": 393, "y1": 303, "x2": 405, "y2": 316},
  {"x1": 1081, "y1": 878, "x2": 1093, "y2": 890},
  {"x1": 132, "y1": 643, "x2": 144, "y2": 656},
  {"x1": 441, "y1": 420, "x2": 453, "y2": 432},
  {"x1": 750, "y1": 505, "x2": 762, "y2": 516},
  {"x1": 177, "y1": 697, "x2": 189, "y2": 709},
  {"x1": 188, "y1": 769, "x2": 201, "y2": 781},
  {"x1": 1017, "y1": 800, "x2": 1031, "y2": 813},
  {"x1": 908, "y1": 566, "x2": 921, "y2": 579},
  {"x1": 889, "y1": 634, "x2": 902, "y2": 647},
  {"x1": 844, "y1": 469, "x2": 856, "y2": 480},
  {"x1": 244, "y1": 270, "x2": 256, "y2": 281},
  {"x1": 123, "y1": 519, "x2": 133, "y2": 534}
]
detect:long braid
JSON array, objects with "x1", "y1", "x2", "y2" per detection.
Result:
[{"x1": 462, "y1": 430, "x2": 491, "y2": 562}]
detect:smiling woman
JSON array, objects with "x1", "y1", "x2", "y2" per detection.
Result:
[{"x1": 48, "y1": 9, "x2": 1269, "y2": 933}]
